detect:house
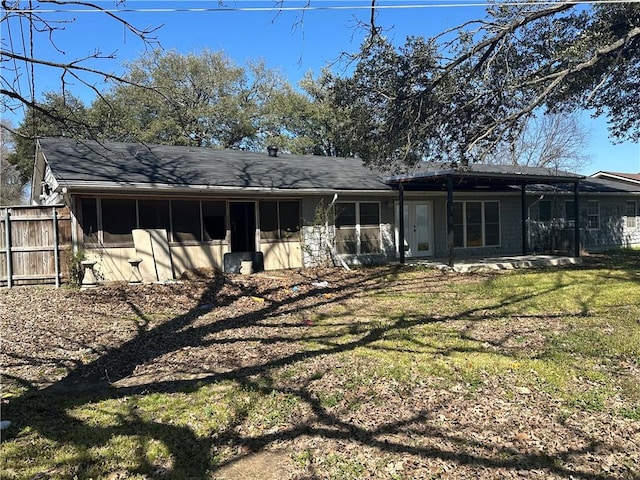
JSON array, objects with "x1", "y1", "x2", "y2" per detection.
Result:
[{"x1": 31, "y1": 137, "x2": 640, "y2": 283}]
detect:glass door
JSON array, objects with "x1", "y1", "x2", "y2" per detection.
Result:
[{"x1": 398, "y1": 201, "x2": 433, "y2": 257}]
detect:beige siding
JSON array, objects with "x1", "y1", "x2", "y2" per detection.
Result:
[
  {"x1": 260, "y1": 240, "x2": 302, "y2": 270},
  {"x1": 85, "y1": 243, "x2": 228, "y2": 282}
]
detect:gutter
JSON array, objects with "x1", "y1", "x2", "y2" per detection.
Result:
[{"x1": 56, "y1": 182, "x2": 398, "y2": 196}]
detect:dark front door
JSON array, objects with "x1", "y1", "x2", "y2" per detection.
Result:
[{"x1": 229, "y1": 202, "x2": 256, "y2": 252}]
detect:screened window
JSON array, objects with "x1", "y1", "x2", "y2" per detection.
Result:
[
  {"x1": 359, "y1": 203, "x2": 380, "y2": 254},
  {"x1": 138, "y1": 200, "x2": 170, "y2": 230},
  {"x1": 335, "y1": 203, "x2": 357, "y2": 254},
  {"x1": 171, "y1": 200, "x2": 201, "y2": 243},
  {"x1": 565, "y1": 200, "x2": 576, "y2": 227},
  {"x1": 626, "y1": 201, "x2": 637, "y2": 228},
  {"x1": 335, "y1": 202, "x2": 380, "y2": 254},
  {"x1": 101, "y1": 199, "x2": 136, "y2": 244},
  {"x1": 259, "y1": 201, "x2": 300, "y2": 241},
  {"x1": 452, "y1": 201, "x2": 500, "y2": 248},
  {"x1": 279, "y1": 201, "x2": 301, "y2": 240},
  {"x1": 484, "y1": 201, "x2": 500, "y2": 246},
  {"x1": 83, "y1": 198, "x2": 231, "y2": 246},
  {"x1": 538, "y1": 200, "x2": 552, "y2": 222},
  {"x1": 587, "y1": 200, "x2": 599, "y2": 230},
  {"x1": 203, "y1": 201, "x2": 227, "y2": 240},
  {"x1": 80, "y1": 197, "x2": 99, "y2": 243},
  {"x1": 259, "y1": 202, "x2": 279, "y2": 240}
]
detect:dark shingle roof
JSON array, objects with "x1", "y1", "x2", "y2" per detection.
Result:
[
  {"x1": 591, "y1": 171, "x2": 640, "y2": 185},
  {"x1": 38, "y1": 138, "x2": 639, "y2": 195},
  {"x1": 385, "y1": 162, "x2": 584, "y2": 187},
  {"x1": 39, "y1": 137, "x2": 392, "y2": 192}
]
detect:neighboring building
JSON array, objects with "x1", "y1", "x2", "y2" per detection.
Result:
[
  {"x1": 31, "y1": 138, "x2": 640, "y2": 283},
  {"x1": 591, "y1": 171, "x2": 640, "y2": 186}
]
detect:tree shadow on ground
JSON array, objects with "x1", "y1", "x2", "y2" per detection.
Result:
[{"x1": 2, "y1": 259, "x2": 637, "y2": 479}]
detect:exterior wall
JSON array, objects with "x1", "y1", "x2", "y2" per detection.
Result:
[
  {"x1": 300, "y1": 194, "x2": 395, "y2": 267},
  {"x1": 85, "y1": 247, "x2": 138, "y2": 283},
  {"x1": 59, "y1": 189, "x2": 640, "y2": 284},
  {"x1": 429, "y1": 193, "x2": 524, "y2": 258},
  {"x1": 170, "y1": 243, "x2": 227, "y2": 276},
  {"x1": 582, "y1": 196, "x2": 640, "y2": 250},
  {"x1": 84, "y1": 243, "x2": 228, "y2": 282},
  {"x1": 528, "y1": 194, "x2": 640, "y2": 253},
  {"x1": 260, "y1": 240, "x2": 303, "y2": 270}
]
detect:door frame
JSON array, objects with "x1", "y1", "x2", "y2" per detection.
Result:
[
  {"x1": 395, "y1": 200, "x2": 434, "y2": 258},
  {"x1": 229, "y1": 201, "x2": 257, "y2": 252}
]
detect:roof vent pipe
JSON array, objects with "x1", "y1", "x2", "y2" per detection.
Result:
[{"x1": 267, "y1": 145, "x2": 278, "y2": 157}]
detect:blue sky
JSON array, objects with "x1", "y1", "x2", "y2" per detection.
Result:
[{"x1": 2, "y1": 0, "x2": 638, "y2": 175}]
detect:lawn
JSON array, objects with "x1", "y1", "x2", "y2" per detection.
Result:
[{"x1": 1, "y1": 251, "x2": 639, "y2": 479}]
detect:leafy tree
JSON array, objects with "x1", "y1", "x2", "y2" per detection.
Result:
[
  {"x1": 90, "y1": 49, "x2": 292, "y2": 150},
  {"x1": 268, "y1": 70, "x2": 356, "y2": 157},
  {"x1": 1, "y1": 123, "x2": 25, "y2": 205},
  {"x1": 334, "y1": 35, "x2": 451, "y2": 170},
  {"x1": 339, "y1": 1, "x2": 639, "y2": 168},
  {"x1": 5, "y1": 92, "x2": 89, "y2": 186}
]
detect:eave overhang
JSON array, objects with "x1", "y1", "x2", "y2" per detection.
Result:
[{"x1": 384, "y1": 168, "x2": 584, "y2": 191}]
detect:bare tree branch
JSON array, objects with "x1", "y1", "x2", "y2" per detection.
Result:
[{"x1": 467, "y1": 25, "x2": 640, "y2": 152}]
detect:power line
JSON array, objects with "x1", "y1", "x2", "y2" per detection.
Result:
[{"x1": 4, "y1": 0, "x2": 639, "y2": 14}]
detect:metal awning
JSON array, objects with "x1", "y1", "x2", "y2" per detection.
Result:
[
  {"x1": 384, "y1": 165, "x2": 584, "y2": 189},
  {"x1": 383, "y1": 165, "x2": 584, "y2": 267}
]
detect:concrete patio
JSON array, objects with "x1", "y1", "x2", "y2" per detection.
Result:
[{"x1": 407, "y1": 255, "x2": 581, "y2": 273}]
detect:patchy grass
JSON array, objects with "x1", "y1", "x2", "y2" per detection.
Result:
[{"x1": 1, "y1": 251, "x2": 639, "y2": 479}]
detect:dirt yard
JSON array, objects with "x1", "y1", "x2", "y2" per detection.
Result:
[{"x1": 1, "y1": 262, "x2": 639, "y2": 479}]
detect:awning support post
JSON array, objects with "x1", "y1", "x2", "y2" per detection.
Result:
[
  {"x1": 447, "y1": 175, "x2": 454, "y2": 267},
  {"x1": 399, "y1": 182, "x2": 405, "y2": 265},
  {"x1": 521, "y1": 184, "x2": 528, "y2": 255},
  {"x1": 574, "y1": 181, "x2": 580, "y2": 257}
]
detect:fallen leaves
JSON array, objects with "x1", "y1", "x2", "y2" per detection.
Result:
[{"x1": 1, "y1": 265, "x2": 639, "y2": 479}]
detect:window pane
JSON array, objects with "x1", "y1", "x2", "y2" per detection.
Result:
[
  {"x1": 279, "y1": 201, "x2": 300, "y2": 240},
  {"x1": 452, "y1": 203, "x2": 464, "y2": 247},
  {"x1": 335, "y1": 228, "x2": 357, "y2": 254},
  {"x1": 102, "y1": 198, "x2": 136, "y2": 244},
  {"x1": 171, "y1": 200, "x2": 201, "y2": 242},
  {"x1": 538, "y1": 201, "x2": 551, "y2": 222},
  {"x1": 138, "y1": 200, "x2": 170, "y2": 230},
  {"x1": 587, "y1": 201, "x2": 599, "y2": 229},
  {"x1": 360, "y1": 226, "x2": 380, "y2": 253},
  {"x1": 626, "y1": 201, "x2": 637, "y2": 217},
  {"x1": 627, "y1": 201, "x2": 637, "y2": 228},
  {"x1": 467, "y1": 224, "x2": 483, "y2": 247},
  {"x1": 203, "y1": 201, "x2": 226, "y2": 241},
  {"x1": 565, "y1": 201, "x2": 575, "y2": 222},
  {"x1": 335, "y1": 203, "x2": 356, "y2": 227},
  {"x1": 466, "y1": 202, "x2": 482, "y2": 224},
  {"x1": 359, "y1": 203, "x2": 379, "y2": 226},
  {"x1": 259, "y1": 201, "x2": 279, "y2": 240},
  {"x1": 484, "y1": 201, "x2": 499, "y2": 223},
  {"x1": 80, "y1": 197, "x2": 98, "y2": 243}
]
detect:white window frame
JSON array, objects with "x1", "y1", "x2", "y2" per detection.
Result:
[
  {"x1": 587, "y1": 200, "x2": 599, "y2": 230},
  {"x1": 452, "y1": 200, "x2": 501, "y2": 248},
  {"x1": 626, "y1": 200, "x2": 637, "y2": 229},
  {"x1": 334, "y1": 201, "x2": 382, "y2": 255}
]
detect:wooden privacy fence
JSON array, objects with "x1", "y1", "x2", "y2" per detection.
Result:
[{"x1": 1, "y1": 205, "x2": 72, "y2": 287}]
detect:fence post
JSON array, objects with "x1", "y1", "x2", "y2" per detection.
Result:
[
  {"x1": 4, "y1": 210, "x2": 12, "y2": 288},
  {"x1": 53, "y1": 208, "x2": 60, "y2": 288}
]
